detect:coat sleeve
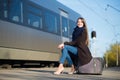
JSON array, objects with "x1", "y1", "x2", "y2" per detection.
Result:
[{"x1": 64, "y1": 29, "x2": 87, "y2": 46}]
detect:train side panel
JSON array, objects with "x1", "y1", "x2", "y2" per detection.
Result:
[{"x1": 0, "y1": 20, "x2": 61, "y2": 61}]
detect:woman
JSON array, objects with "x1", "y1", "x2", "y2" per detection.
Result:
[{"x1": 54, "y1": 17, "x2": 92, "y2": 75}]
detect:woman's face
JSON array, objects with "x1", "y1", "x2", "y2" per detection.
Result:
[{"x1": 77, "y1": 19, "x2": 84, "y2": 28}]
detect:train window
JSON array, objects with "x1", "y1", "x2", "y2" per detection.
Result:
[
  {"x1": 8, "y1": 0, "x2": 23, "y2": 23},
  {"x1": 62, "y1": 16, "x2": 69, "y2": 37},
  {"x1": 27, "y1": 3, "x2": 42, "y2": 29},
  {"x1": 69, "y1": 20, "x2": 76, "y2": 38},
  {"x1": 56, "y1": 15, "x2": 61, "y2": 35},
  {"x1": 0, "y1": 0, "x2": 8, "y2": 19},
  {"x1": 27, "y1": 13, "x2": 42, "y2": 28},
  {"x1": 44, "y1": 12, "x2": 58, "y2": 33},
  {"x1": 0, "y1": 0, "x2": 3, "y2": 18},
  {"x1": 28, "y1": 5, "x2": 42, "y2": 15}
]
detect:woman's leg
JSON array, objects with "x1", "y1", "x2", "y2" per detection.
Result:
[
  {"x1": 59, "y1": 45, "x2": 78, "y2": 65},
  {"x1": 54, "y1": 47, "x2": 69, "y2": 75},
  {"x1": 54, "y1": 45, "x2": 78, "y2": 75},
  {"x1": 54, "y1": 63, "x2": 64, "y2": 75},
  {"x1": 64, "y1": 45, "x2": 78, "y2": 74}
]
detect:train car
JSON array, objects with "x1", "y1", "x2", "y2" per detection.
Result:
[{"x1": 0, "y1": 0, "x2": 81, "y2": 68}]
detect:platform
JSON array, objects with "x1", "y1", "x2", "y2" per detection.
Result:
[{"x1": 0, "y1": 67, "x2": 120, "y2": 80}]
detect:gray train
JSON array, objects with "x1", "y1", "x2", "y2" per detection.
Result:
[{"x1": 0, "y1": 0, "x2": 81, "y2": 68}]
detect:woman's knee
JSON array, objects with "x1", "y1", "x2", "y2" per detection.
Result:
[
  {"x1": 64, "y1": 45, "x2": 69, "y2": 49},
  {"x1": 61, "y1": 45, "x2": 69, "y2": 53},
  {"x1": 64, "y1": 45, "x2": 78, "y2": 55},
  {"x1": 64, "y1": 45, "x2": 73, "y2": 51}
]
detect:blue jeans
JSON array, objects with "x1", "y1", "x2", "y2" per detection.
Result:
[{"x1": 59, "y1": 45, "x2": 78, "y2": 66}]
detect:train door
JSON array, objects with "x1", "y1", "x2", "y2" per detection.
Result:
[{"x1": 60, "y1": 10, "x2": 70, "y2": 42}]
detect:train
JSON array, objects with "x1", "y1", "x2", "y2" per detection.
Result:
[{"x1": 0, "y1": 0, "x2": 81, "y2": 68}]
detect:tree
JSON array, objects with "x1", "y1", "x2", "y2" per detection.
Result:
[{"x1": 104, "y1": 43, "x2": 120, "y2": 67}]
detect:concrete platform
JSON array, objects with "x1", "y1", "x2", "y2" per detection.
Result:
[{"x1": 0, "y1": 67, "x2": 120, "y2": 80}]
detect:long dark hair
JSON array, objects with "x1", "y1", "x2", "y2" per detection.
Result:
[{"x1": 77, "y1": 17, "x2": 89, "y2": 46}]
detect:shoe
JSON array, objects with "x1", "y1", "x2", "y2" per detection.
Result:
[
  {"x1": 68, "y1": 65, "x2": 75, "y2": 74},
  {"x1": 68, "y1": 68, "x2": 76, "y2": 74},
  {"x1": 68, "y1": 71, "x2": 76, "y2": 74},
  {"x1": 68, "y1": 71, "x2": 74, "y2": 74},
  {"x1": 54, "y1": 67, "x2": 64, "y2": 75}
]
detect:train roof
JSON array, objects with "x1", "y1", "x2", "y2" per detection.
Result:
[{"x1": 30, "y1": 0, "x2": 82, "y2": 21}]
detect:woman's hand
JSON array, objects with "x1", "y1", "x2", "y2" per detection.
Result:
[{"x1": 58, "y1": 43, "x2": 64, "y2": 49}]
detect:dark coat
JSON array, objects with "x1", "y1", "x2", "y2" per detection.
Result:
[{"x1": 64, "y1": 28, "x2": 92, "y2": 66}]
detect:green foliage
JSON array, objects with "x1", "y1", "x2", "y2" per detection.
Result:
[{"x1": 104, "y1": 43, "x2": 120, "y2": 67}]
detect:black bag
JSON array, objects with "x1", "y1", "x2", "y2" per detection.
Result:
[{"x1": 77, "y1": 57, "x2": 104, "y2": 75}]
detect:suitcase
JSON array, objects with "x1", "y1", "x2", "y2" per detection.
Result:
[{"x1": 77, "y1": 57, "x2": 104, "y2": 75}]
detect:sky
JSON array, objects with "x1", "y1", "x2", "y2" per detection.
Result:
[{"x1": 57, "y1": 0, "x2": 120, "y2": 57}]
